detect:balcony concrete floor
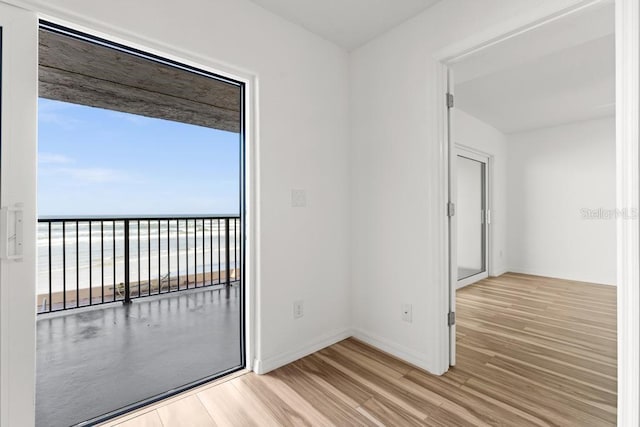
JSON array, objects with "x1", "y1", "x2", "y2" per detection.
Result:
[{"x1": 36, "y1": 285, "x2": 242, "y2": 427}]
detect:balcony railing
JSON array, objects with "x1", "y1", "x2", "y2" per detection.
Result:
[{"x1": 37, "y1": 215, "x2": 241, "y2": 314}]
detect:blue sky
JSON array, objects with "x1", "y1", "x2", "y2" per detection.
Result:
[{"x1": 38, "y1": 99, "x2": 240, "y2": 216}]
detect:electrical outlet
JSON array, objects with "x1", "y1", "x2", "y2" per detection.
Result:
[
  {"x1": 293, "y1": 300, "x2": 304, "y2": 319},
  {"x1": 291, "y1": 189, "x2": 307, "y2": 208},
  {"x1": 401, "y1": 303, "x2": 412, "y2": 323}
]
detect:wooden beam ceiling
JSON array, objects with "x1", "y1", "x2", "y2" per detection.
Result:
[{"x1": 38, "y1": 29, "x2": 241, "y2": 133}]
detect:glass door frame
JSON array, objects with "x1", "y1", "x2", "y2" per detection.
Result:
[
  {"x1": 0, "y1": 3, "x2": 38, "y2": 426},
  {"x1": 454, "y1": 145, "x2": 490, "y2": 289},
  {"x1": 35, "y1": 20, "x2": 250, "y2": 427}
]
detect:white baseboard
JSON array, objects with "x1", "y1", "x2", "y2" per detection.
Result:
[
  {"x1": 351, "y1": 328, "x2": 441, "y2": 375},
  {"x1": 507, "y1": 267, "x2": 616, "y2": 286},
  {"x1": 457, "y1": 271, "x2": 488, "y2": 289},
  {"x1": 253, "y1": 328, "x2": 444, "y2": 376},
  {"x1": 253, "y1": 328, "x2": 352, "y2": 374},
  {"x1": 490, "y1": 267, "x2": 508, "y2": 277}
]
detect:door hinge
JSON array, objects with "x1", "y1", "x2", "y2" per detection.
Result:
[
  {"x1": 446, "y1": 93, "x2": 454, "y2": 108},
  {"x1": 447, "y1": 201, "x2": 455, "y2": 217},
  {"x1": 448, "y1": 311, "x2": 456, "y2": 326}
]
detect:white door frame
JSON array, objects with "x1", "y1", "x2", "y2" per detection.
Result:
[
  {"x1": 0, "y1": 4, "x2": 259, "y2": 426},
  {"x1": 454, "y1": 146, "x2": 490, "y2": 289},
  {"x1": 0, "y1": 3, "x2": 38, "y2": 426},
  {"x1": 434, "y1": 0, "x2": 639, "y2": 424},
  {"x1": 614, "y1": 1, "x2": 639, "y2": 426}
]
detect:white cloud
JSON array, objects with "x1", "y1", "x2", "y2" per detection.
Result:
[
  {"x1": 38, "y1": 99, "x2": 84, "y2": 130},
  {"x1": 64, "y1": 167, "x2": 128, "y2": 183},
  {"x1": 39, "y1": 152, "x2": 74, "y2": 165},
  {"x1": 107, "y1": 110, "x2": 149, "y2": 125},
  {"x1": 43, "y1": 167, "x2": 129, "y2": 184}
]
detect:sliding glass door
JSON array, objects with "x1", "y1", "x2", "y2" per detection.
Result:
[
  {"x1": 35, "y1": 23, "x2": 245, "y2": 426},
  {"x1": 0, "y1": 4, "x2": 38, "y2": 426},
  {"x1": 456, "y1": 148, "x2": 489, "y2": 287}
]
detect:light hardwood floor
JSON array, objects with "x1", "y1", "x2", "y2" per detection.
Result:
[{"x1": 102, "y1": 273, "x2": 617, "y2": 426}]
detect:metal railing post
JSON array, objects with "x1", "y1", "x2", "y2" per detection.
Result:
[
  {"x1": 124, "y1": 219, "x2": 131, "y2": 304},
  {"x1": 225, "y1": 218, "x2": 231, "y2": 287}
]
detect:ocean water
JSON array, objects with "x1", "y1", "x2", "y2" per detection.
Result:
[{"x1": 37, "y1": 218, "x2": 240, "y2": 295}]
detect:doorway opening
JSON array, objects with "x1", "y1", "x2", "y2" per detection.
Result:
[
  {"x1": 443, "y1": 1, "x2": 617, "y2": 423},
  {"x1": 35, "y1": 23, "x2": 246, "y2": 427}
]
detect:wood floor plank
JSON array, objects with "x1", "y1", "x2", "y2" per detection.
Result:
[
  {"x1": 115, "y1": 411, "x2": 164, "y2": 427},
  {"x1": 294, "y1": 354, "x2": 374, "y2": 406},
  {"x1": 458, "y1": 330, "x2": 617, "y2": 375},
  {"x1": 359, "y1": 397, "x2": 428, "y2": 427},
  {"x1": 240, "y1": 369, "x2": 335, "y2": 426},
  {"x1": 156, "y1": 395, "x2": 216, "y2": 427},
  {"x1": 271, "y1": 363, "x2": 378, "y2": 426},
  {"x1": 462, "y1": 374, "x2": 614, "y2": 426},
  {"x1": 354, "y1": 405, "x2": 387, "y2": 427},
  {"x1": 197, "y1": 380, "x2": 279, "y2": 427},
  {"x1": 316, "y1": 347, "x2": 442, "y2": 419},
  {"x1": 234, "y1": 373, "x2": 315, "y2": 426},
  {"x1": 339, "y1": 338, "x2": 413, "y2": 376},
  {"x1": 103, "y1": 273, "x2": 616, "y2": 427},
  {"x1": 425, "y1": 403, "x2": 491, "y2": 427},
  {"x1": 404, "y1": 368, "x2": 543, "y2": 427}
]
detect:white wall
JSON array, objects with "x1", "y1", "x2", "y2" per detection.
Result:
[
  {"x1": 349, "y1": 0, "x2": 584, "y2": 374},
  {"x1": 456, "y1": 109, "x2": 508, "y2": 277},
  {"x1": 507, "y1": 117, "x2": 616, "y2": 285},
  {"x1": 2, "y1": 0, "x2": 611, "y2": 403},
  {"x1": 5, "y1": 0, "x2": 351, "y2": 374}
]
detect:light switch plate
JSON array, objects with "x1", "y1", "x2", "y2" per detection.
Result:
[{"x1": 291, "y1": 189, "x2": 307, "y2": 208}]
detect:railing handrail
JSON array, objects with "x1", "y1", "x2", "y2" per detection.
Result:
[
  {"x1": 37, "y1": 215, "x2": 241, "y2": 314},
  {"x1": 38, "y1": 214, "x2": 240, "y2": 222}
]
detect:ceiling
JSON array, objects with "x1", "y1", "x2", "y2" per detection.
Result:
[
  {"x1": 453, "y1": 2, "x2": 615, "y2": 134},
  {"x1": 249, "y1": 0, "x2": 441, "y2": 50}
]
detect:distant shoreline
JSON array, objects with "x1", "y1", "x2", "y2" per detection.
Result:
[{"x1": 37, "y1": 268, "x2": 240, "y2": 313}]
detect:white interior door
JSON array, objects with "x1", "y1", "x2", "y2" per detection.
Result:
[
  {"x1": 0, "y1": 4, "x2": 38, "y2": 427},
  {"x1": 447, "y1": 67, "x2": 490, "y2": 367},
  {"x1": 447, "y1": 68, "x2": 456, "y2": 366}
]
